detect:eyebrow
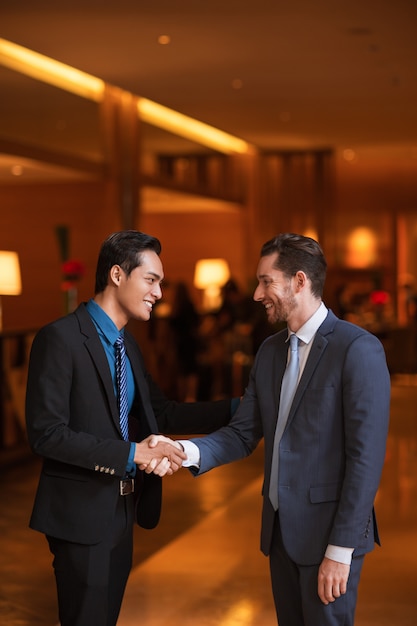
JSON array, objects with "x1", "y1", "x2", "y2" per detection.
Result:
[
  {"x1": 257, "y1": 273, "x2": 272, "y2": 280},
  {"x1": 146, "y1": 270, "x2": 163, "y2": 281}
]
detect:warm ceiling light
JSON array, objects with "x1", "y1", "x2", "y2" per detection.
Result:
[
  {"x1": 0, "y1": 38, "x2": 105, "y2": 101},
  {"x1": 11, "y1": 165, "x2": 23, "y2": 176},
  {"x1": 158, "y1": 35, "x2": 171, "y2": 45},
  {"x1": 231, "y1": 78, "x2": 243, "y2": 90},
  {"x1": 137, "y1": 98, "x2": 256, "y2": 155},
  {"x1": 343, "y1": 148, "x2": 357, "y2": 162},
  {"x1": 0, "y1": 37, "x2": 256, "y2": 155}
]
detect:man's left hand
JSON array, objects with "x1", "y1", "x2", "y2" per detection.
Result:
[{"x1": 317, "y1": 557, "x2": 350, "y2": 604}]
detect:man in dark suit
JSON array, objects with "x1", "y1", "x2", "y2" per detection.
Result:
[
  {"x1": 25, "y1": 230, "x2": 234, "y2": 626},
  {"x1": 173, "y1": 233, "x2": 390, "y2": 626}
]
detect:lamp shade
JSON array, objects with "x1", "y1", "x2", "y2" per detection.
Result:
[
  {"x1": 194, "y1": 258, "x2": 230, "y2": 290},
  {"x1": 194, "y1": 258, "x2": 231, "y2": 312},
  {"x1": 0, "y1": 251, "x2": 22, "y2": 295}
]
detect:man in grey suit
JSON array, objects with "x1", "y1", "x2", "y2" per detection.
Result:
[
  {"x1": 26, "y1": 230, "x2": 235, "y2": 626},
  {"x1": 161, "y1": 233, "x2": 390, "y2": 626}
]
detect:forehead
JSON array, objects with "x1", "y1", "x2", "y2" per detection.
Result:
[
  {"x1": 256, "y1": 253, "x2": 281, "y2": 279},
  {"x1": 137, "y1": 250, "x2": 164, "y2": 278}
]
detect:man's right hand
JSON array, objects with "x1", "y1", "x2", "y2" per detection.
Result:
[{"x1": 133, "y1": 435, "x2": 187, "y2": 476}]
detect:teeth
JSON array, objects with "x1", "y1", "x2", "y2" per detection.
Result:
[
  {"x1": 265, "y1": 303, "x2": 272, "y2": 309},
  {"x1": 144, "y1": 301, "x2": 153, "y2": 309}
]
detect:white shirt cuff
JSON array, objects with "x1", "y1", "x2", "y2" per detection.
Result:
[
  {"x1": 325, "y1": 544, "x2": 354, "y2": 565},
  {"x1": 178, "y1": 439, "x2": 201, "y2": 468}
]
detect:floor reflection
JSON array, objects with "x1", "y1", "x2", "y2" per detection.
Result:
[{"x1": 0, "y1": 376, "x2": 416, "y2": 625}]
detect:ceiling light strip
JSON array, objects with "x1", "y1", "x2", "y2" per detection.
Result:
[
  {"x1": 0, "y1": 38, "x2": 105, "y2": 101},
  {"x1": 137, "y1": 98, "x2": 255, "y2": 155},
  {"x1": 0, "y1": 38, "x2": 255, "y2": 155}
]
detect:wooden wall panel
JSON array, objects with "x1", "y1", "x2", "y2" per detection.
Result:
[
  {"x1": 140, "y1": 210, "x2": 250, "y2": 310},
  {"x1": 0, "y1": 181, "x2": 118, "y2": 330}
]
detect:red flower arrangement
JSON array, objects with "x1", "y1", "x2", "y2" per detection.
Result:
[
  {"x1": 61, "y1": 259, "x2": 86, "y2": 291},
  {"x1": 369, "y1": 290, "x2": 389, "y2": 306}
]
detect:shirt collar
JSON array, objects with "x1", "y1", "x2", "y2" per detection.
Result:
[
  {"x1": 288, "y1": 301, "x2": 328, "y2": 346},
  {"x1": 85, "y1": 298, "x2": 122, "y2": 346}
]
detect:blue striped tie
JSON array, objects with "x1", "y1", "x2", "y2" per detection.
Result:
[
  {"x1": 269, "y1": 333, "x2": 300, "y2": 510},
  {"x1": 115, "y1": 335, "x2": 129, "y2": 441}
]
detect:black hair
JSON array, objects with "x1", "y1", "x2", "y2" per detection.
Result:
[{"x1": 95, "y1": 230, "x2": 161, "y2": 294}]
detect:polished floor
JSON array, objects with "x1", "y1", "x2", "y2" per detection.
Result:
[{"x1": 1, "y1": 374, "x2": 417, "y2": 625}]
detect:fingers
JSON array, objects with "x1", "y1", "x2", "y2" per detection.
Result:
[
  {"x1": 148, "y1": 438, "x2": 187, "y2": 466},
  {"x1": 147, "y1": 434, "x2": 183, "y2": 449},
  {"x1": 317, "y1": 558, "x2": 350, "y2": 605},
  {"x1": 135, "y1": 436, "x2": 187, "y2": 476},
  {"x1": 143, "y1": 456, "x2": 179, "y2": 477},
  {"x1": 147, "y1": 434, "x2": 169, "y2": 448}
]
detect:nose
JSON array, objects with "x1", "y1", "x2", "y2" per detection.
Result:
[
  {"x1": 253, "y1": 283, "x2": 263, "y2": 302},
  {"x1": 152, "y1": 282, "x2": 163, "y2": 300}
]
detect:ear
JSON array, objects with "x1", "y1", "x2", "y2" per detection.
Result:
[
  {"x1": 109, "y1": 264, "x2": 123, "y2": 287},
  {"x1": 294, "y1": 271, "x2": 307, "y2": 292}
]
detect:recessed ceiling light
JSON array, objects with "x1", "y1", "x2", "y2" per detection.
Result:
[
  {"x1": 343, "y1": 149, "x2": 356, "y2": 162},
  {"x1": 231, "y1": 78, "x2": 243, "y2": 90},
  {"x1": 158, "y1": 35, "x2": 171, "y2": 45}
]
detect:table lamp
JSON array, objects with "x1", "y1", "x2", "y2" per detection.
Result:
[
  {"x1": 194, "y1": 258, "x2": 230, "y2": 312},
  {"x1": 0, "y1": 250, "x2": 22, "y2": 331}
]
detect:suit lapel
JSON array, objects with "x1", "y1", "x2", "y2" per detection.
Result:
[
  {"x1": 274, "y1": 333, "x2": 289, "y2": 408},
  {"x1": 75, "y1": 305, "x2": 159, "y2": 436},
  {"x1": 124, "y1": 332, "x2": 159, "y2": 433},
  {"x1": 285, "y1": 310, "x2": 336, "y2": 426},
  {"x1": 75, "y1": 305, "x2": 120, "y2": 430}
]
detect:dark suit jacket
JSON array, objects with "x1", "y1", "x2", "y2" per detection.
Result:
[
  {"x1": 26, "y1": 303, "x2": 231, "y2": 542},
  {"x1": 191, "y1": 310, "x2": 391, "y2": 565}
]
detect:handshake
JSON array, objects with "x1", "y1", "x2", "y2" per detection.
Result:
[{"x1": 133, "y1": 434, "x2": 187, "y2": 477}]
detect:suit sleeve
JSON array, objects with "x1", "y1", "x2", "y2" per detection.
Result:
[
  {"x1": 144, "y1": 369, "x2": 234, "y2": 435},
  {"x1": 329, "y1": 331, "x2": 390, "y2": 549},
  {"x1": 188, "y1": 359, "x2": 264, "y2": 474},
  {"x1": 25, "y1": 322, "x2": 130, "y2": 477}
]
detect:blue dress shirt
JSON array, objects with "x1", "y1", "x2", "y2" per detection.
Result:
[{"x1": 85, "y1": 299, "x2": 136, "y2": 474}]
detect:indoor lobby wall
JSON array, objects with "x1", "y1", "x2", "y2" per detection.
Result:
[
  {"x1": 2, "y1": 155, "x2": 417, "y2": 332},
  {"x1": 0, "y1": 181, "x2": 119, "y2": 331},
  {"x1": 324, "y1": 155, "x2": 417, "y2": 321},
  {"x1": 140, "y1": 209, "x2": 249, "y2": 310}
]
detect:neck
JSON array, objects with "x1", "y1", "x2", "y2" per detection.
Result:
[
  {"x1": 288, "y1": 299, "x2": 322, "y2": 333},
  {"x1": 93, "y1": 292, "x2": 127, "y2": 331}
]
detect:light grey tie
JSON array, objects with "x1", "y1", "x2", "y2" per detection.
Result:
[{"x1": 269, "y1": 333, "x2": 300, "y2": 510}]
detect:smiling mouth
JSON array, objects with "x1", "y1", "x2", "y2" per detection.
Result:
[{"x1": 144, "y1": 300, "x2": 154, "y2": 310}]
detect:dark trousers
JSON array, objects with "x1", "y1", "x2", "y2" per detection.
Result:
[
  {"x1": 269, "y1": 514, "x2": 364, "y2": 626},
  {"x1": 47, "y1": 493, "x2": 135, "y2": 626}
]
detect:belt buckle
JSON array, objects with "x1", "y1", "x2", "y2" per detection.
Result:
[{"x1": 120, "y1": 478, "x2": 134, "y2": 496}]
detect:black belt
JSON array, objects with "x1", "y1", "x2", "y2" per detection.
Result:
[{"x1": 120, "y1": 478, "x2": 135, "y2": 496}]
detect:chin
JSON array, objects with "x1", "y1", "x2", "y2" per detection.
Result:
[{"x1": 134, "y1": 308, "x2": 151, "y2": 321}]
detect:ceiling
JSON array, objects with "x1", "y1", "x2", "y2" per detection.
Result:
[{"x1": 1, "y1": 0, "x2": 417, "y2": 173}]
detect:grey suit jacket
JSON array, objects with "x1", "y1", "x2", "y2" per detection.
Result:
[
  {"x1": 26, "y1": 303, "x2": 232, "y2": 542},
  {"x1": 191, "y1": 310, "x2": 390, "y2": 565}
]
